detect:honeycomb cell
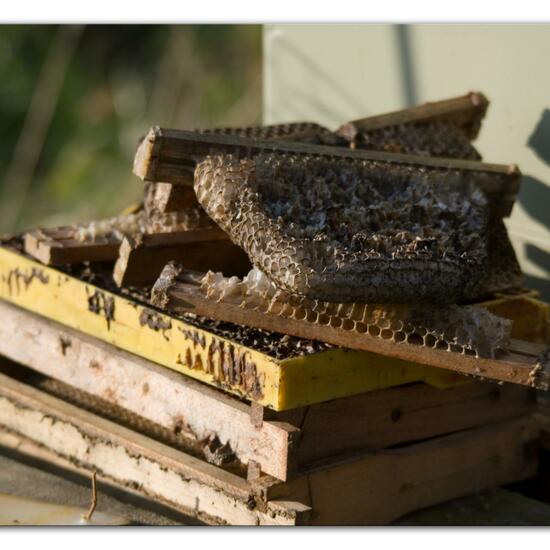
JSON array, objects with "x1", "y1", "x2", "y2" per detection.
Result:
[
  {"x1": 194, "y1": 152, "x2": 490, "y2": 304},
  {"x1": 353, "y1": 121, "x2": 481, "y2": 160},
  {"x1": 196, "y1": 267, "x2": 512, "y2": 359}
]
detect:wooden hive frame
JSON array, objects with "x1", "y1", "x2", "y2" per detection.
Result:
[
  {"x1": 0, "y1": 367, "x2": 539, "y2": 525},
  {"x1": 0, "y1": 300, "x2": 538, "y2": 481},
  {"x1": 269, "y1": 415, "x2": 539, "y2": 525},
  {"x1": 0, "y1": 370, "x2": 308, "y2": 525},
  {"x1": 335, "y1": 91, "x2": 489, "y2": 142},
  {"x1": 0, "y1": 244, "x2": 470, "y2": 411},
  {"x1": 133, "y1": 128, "x2": 520, "y2": 217},
  {"x1": 112, "y1": 229, "x2": 250, "y2": 287},
  {"x1": 156, "y1": 269, "x2": 550, "y2": 391},
  {"x1": 24, "y1": 226, "x2": 123, "y2": 265},
  {"x1": 0, "y1": 245, "x2": 548, "y2": 410},
  {"x1": 135, "y1": 92, "x2": 491, "y2": 236}
]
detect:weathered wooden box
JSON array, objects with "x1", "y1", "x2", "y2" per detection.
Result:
[{"x1": 0, "y1": 244, "x2": 547, "y2": 524}]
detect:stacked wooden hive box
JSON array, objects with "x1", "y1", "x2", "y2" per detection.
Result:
[{"x1": 0, "y1": 92, "x2": 548, "y2": 525}]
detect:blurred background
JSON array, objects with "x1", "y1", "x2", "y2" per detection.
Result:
[
  {"x1": 0, "y1": 24, "x2": 548, "y2": 298},
  {"x1": 0, "y1": 25, "x2": 261, "y2": 233}
]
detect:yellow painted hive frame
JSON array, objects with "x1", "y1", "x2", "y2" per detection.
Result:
[{"x1": 0, "y1": 246, "x2": 547, "y2": 410}]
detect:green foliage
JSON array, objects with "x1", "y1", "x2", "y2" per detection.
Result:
[{"x1": 0, "y1": 25, "x2": 262, "y2": 232}]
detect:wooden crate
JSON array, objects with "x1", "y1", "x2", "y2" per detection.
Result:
[
  {"x1": 0, "y1": 301, "x2": 538, "y2": 482},
  {"x1": 0, "y1": 369, "x2": 538, "y2": 525}
]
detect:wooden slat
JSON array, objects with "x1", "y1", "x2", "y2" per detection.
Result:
[
  {"x1": 24, "y1": 222, "x2": 240, "y2": 273},
  {"x1": 0, "y1": 430, "x2": 308, "y2": 526},
  {"x1": 279, "y1": 382, "x2": 536, "y2": 467},
  {"x1": 138, "y1": 126, "x2": 512, "y2": 174},
  {"x1": 24, "y1": 228, "x2": 121, "y2": 265},
  {"x1": 271, "y1": 416, "x2": 539, "y2": 525},
  {"x1": 0, "y1": 300, "x2": 537, "y2": 480},
  {"x1": 133, "y1": 127, "x2": 520, "y2": 217},
  {"x1": 336, "y1": 92, "x2": 489, "y2": 141},
  {"x1": 161, "y1": 279, "x2": 550, "y2": 391},
  {"x1": 23, "y1": 213, "x2": 153, "y2": 266},
  {"x1": 113, "y1": 229, "x2": 251, "y2": 287},
  {"x1": 0, "y1": 371, "x2": 309, "y2": 525}
]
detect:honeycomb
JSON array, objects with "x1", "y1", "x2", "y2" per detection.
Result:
[
  {"x1": 73, "y1": 204, "x2": 213, "y2": 243},
  {"x1": 466, "y1": 217, "x2": 524, "y2": 300},
  {"x1": 141, "y1": 122, "x2": 353, "y2": 239},
  {"x1": 198, "y1": 122, "x2": 346, "y2": 146},
  {"x1": 145, "y1": 207, "x2": 214, "y2": 234},
  {"x1": 351, "y1": 121, "x2": 481, "y2": 160},
  {"x1": 194, "y1": 152, "x2": 490, "y2": 304},
  {"x1": 74, "y1": 212, "x2": 148, "y2": 242},
  {"x1": 198, "y1": 266, "x2": 511, "y2": 359},
  {"x1": 143, "y1": 182, "x2": 214, "y2": 234}
]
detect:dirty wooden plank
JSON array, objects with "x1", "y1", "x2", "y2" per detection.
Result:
[
  {"x1": 278, "y1": 382, "x2": 536, "y2": 467},
  {"x1": 113, "y1": 229, "x2": 251, "y2": 287},
  {"x1": 133, "y1": 127, "x2": 520, "y2": 217},
  {"x1": 336, "y1": 91, "x2": 489, "y2": 141},
  {"x1": 0, "y1": 429, "x2": 309, "y2": 526},
  {"x1": 0, "y1": 300, "x2": 297, "y2": 480},
  {"x1": 271, "y1": 416, "x2": 539, "y2": 525},
  {"x1": 24, "y1": 227, "x2": 121, "y2": 265},
  {"x1": 0, "y1": 371, "x2": 309, "y2": 525},
  {"x1": 160, "y1": 279, "x2": 550, "y2": 391}
]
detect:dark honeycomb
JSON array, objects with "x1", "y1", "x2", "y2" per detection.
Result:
[
  {"x1": 353, "y1": 121, "x2": 481, "y2": 160},
  {"x1": 195, "y1": 152, "x2": 490, "y2": 304}
]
